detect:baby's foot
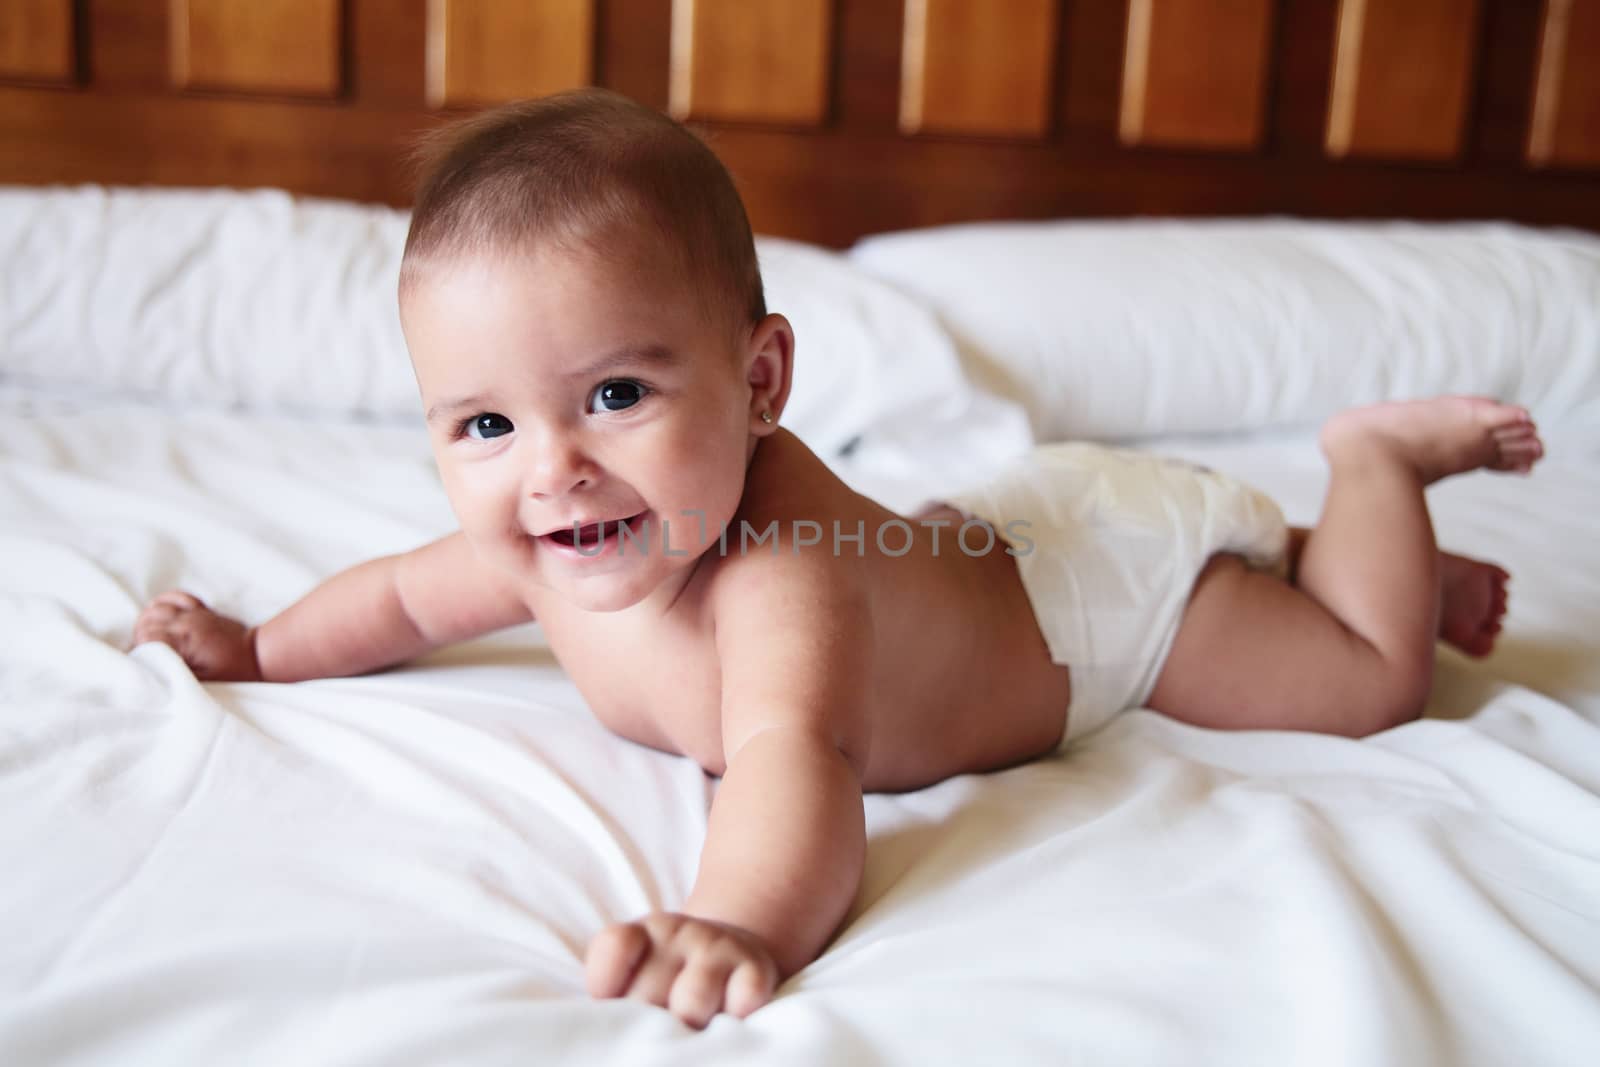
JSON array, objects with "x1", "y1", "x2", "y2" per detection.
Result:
[
  {"x1": 1438, "y1": 552, "x2": 1509, "y2": 658},
  {"x1": 1319, "y1": 396, "x2": 1543, "y2": 486}
]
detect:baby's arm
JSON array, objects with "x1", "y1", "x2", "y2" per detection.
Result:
[
  {"x1": 134, "y1": 532, "x2": 533, "y2": 681},
  {"x1": 585, "y1": 553, "x2": 870, "y2": 1026}
]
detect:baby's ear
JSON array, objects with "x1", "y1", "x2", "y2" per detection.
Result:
[{"x1": 745, "y1": 313, "x2": 795, "y2": 435}]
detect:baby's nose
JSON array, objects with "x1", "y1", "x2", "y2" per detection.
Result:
[{"x1": 524, "y1": 437, "x2": 595, "y2": 499}]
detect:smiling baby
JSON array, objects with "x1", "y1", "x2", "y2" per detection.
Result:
[{"x1": 134, "y1": 89, "x2": 1542, "y2": 1029}]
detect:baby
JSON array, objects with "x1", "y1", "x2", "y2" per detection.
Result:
[{"x1": 134, "y1": 89, "x2": 1544, "y2": 1029}]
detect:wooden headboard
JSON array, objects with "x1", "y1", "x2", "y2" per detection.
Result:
[{"x1": 2, "y1": 0, "x2": 1597, "y2": 247}]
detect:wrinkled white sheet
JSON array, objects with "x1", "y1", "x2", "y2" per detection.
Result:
[{"x1": 2, "y1": 394, "x2": 1598, "y2": 1066}]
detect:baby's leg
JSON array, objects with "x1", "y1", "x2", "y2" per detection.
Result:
[
  {"x1": 1147, "y1": 397, "x2": 1542, "y2": 737},
  {"x1": 1284, "y1": 527, "x2": 1512, "y2": 659}
]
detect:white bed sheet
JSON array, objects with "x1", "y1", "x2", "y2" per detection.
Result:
[{"x1": 2, "y1": 391, "x2": 1598, "y2": 1066}]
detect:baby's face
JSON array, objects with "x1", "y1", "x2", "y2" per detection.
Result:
[{"x1": 401, "y1": 242, "x2": 775, "y2": 612}]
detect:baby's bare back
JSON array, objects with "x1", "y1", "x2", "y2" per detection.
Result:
[{"x1": 530, "y1": 432, "x2": 1071, "y2": 792}]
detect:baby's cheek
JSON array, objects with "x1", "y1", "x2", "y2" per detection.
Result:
[
  {"x1": 674, "y1": 456, "x2": 746, "y2": 528},
  {"x1": 438, "y1": 473, "x2": 516, "y2": 537},
  {"x1": 475, "y1": 528, "x2": 530, "y2": 571}
]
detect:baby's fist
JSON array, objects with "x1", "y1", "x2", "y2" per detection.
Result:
[
  {"x1": 585, "y1": 912, "x2": 780, "y2": 1029},
  {"x1": 133, "y1": 591, "x2": 262, "y2": 681}
]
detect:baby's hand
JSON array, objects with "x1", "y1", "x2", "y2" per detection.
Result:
[
  {"x1": 132, "y1": 591, "x2": 262, "y2": 682},
  {"x1": 585, "y1": 912, "x2": 781, "y2": 1029}
]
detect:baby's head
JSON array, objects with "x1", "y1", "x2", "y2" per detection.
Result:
[
  {"x1": 399, "y1": 89, "x2": 794, "y2": 612},
  {"x1": 401, "y1": 88, "x2": 768, "y2": 337}
]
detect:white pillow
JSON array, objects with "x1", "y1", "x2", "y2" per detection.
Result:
[
  {"x1": 0, "y1": 185, "x2": 418, "y2": 418},
  {"x1": 850, "y1": 218, "x2": 1600, "y2": 440},
  {"x1": 0, "y1": 185, "x2": 1025, "y2": 469},
  {"x1": 757, "y1": 235, "x2": 1028, "y2": 471}
]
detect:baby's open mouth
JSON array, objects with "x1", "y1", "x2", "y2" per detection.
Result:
[{"x1": 542, "y1": 511, "x2": 649, "y2": 548}]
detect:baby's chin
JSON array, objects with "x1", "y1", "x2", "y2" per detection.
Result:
[
  {"x1": 539, "y1": 557, "x2": 703, "y2": 614},
  {"x1": 555, "y1": 578, "x2": 656, "y2": 614}
]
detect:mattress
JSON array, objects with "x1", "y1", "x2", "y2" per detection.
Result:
[
  {"x1": 3, "y1": 189, "x2": 1598, "y2": 1065},
  {"x1": 1, "y1": 391, "x2": 1597, "y2": 1066}
]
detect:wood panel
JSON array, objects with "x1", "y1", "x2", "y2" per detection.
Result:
[
  {"x1": 427, "y1": 0, "x2": 594, "y2": 107},
  {"x1": 669, "y1": 0, "x2": 833, "y2": 126},
  {"x1": 599, "y1": 0, "x2": 673, "y2": 112},
  {"x1": 1120, "y1": 0, "x2": 1276, "y2": 150},
  {"x1": 9, "y1": 83, "x2": 1600, "y2": 245},
  {"x1": 1470, "y1": 0, "x2": 1546, "y2": 164},
  {"x1": 1528, "y1": 0, "x2": 1600, "y2": 168},
  {"x1": 0, "y1": 0, "x2": 74, "y2": 83},
  {"x1": 3, "y1": 0, "x2": 1600, "y2": 246},
  {"x1": 351, "y1": 0, "x2": 429, "y2": 104},
  {"x1": 90, "y1": 0, "x2": 168, "y2": 88},
  {"x1": 1326, "y1": 0, "x2": 1482, "y2": 161},
  {"x1": 900, "y1": 0, "x2": 1058, "y2": 138},
  {"x1": 171, "y1": 0, "x2": 343, "y2": 98}
]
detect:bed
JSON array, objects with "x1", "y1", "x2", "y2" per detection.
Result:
[{"x1": 4, "y1": 2, "x2": 1600, "y2": 1065}]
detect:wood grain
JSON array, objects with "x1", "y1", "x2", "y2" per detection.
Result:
[
  {"x1": 1, "y1": 0, "x2": 1598, "y2": 246},
  {"x1": 1120, "y1": 0, "x2": 1275, "y2": 150},
  {"x1": 427, "y1": 0, "x2": 595, "y2": 107},
  {"x1": 87, "y1": 0, "x2": 168, "y2": 88},
  {"x1": 0, "y1": 0, "x2": 74, "y2": 83},
  {"x1": 900, "y1": 0, "x2": 1059, "y2": 138},
  {"x1": 351, "y1": 0, "x2": 429, "y2": 104},
  {"x1": 598, "y1": 0, "x2": 672, "y2": 111},
  {"x1": 669, "y1": 0, "x2": 833, "y2": 125},
  {"x1": 171, "y1": 0, "x2": 343, "y2": 97},
  {"x1": 1528, "y1": 0, "x2": 1600, "y2": 168},
  {"x1": 1326, "y1": 0, "x2": 1482, "y2": 161}
]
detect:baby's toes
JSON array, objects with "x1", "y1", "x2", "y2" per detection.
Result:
[
  {"x1": 1479, "y1": 618, "x2": 1504, "y2": 654},
  {"x1": 1491, "y1": 423, "x2": 1543, "y2": 469},
  {"x1": 152, "y1": 591, "x2": 204, "y2": 611},
  {"x1": 1495, "y1": 437, "x2": 1542, "y2": 471},
  {"x1": 1474, "y1": 399, "x2": 1531, "y2": 427}
]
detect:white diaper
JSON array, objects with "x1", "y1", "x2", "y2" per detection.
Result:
[{"x1": 945, "y1": 443, "x2": 1288, "y2": 748}]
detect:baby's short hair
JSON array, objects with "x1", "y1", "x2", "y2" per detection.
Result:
[{"x1": 402, "y1": 89, "x2": 765, "y2": 333}]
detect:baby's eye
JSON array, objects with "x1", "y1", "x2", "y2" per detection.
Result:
[
  {"x1": 589, "y1": 379, "x2": 647, "y2": 414},
  {"x1": 462, "y1": 413, "x2": 514, "y2": 440}
]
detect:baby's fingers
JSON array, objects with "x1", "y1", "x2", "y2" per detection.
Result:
[
  {"x1": 585, "y1": 923, "x2": 651, "y2": 1000},
  {"x1": 132, "y1": 592, "x2": 202, "y2": 647},
  {"x1": 132, "y1": 603, "x2": 179, "y2": 646},
  {"x1": 667, "y1": 954, "x2": 739, "y2": 1029},
  {"x1": 152, "y1": 590, "x2": 205, "y2": 611},
  {"x1": 585, "y1": 915, "x2": 779, "y2": 1027},
  {"x1": 724, "y1": 958, "x2": 779, "y2": 1019},
  {"x1": 667, "y1": 952, "x2": 778, "y2": 1028},
  {"x1": 622, "y1": 944, "x2": 685, "y2": 1010}
]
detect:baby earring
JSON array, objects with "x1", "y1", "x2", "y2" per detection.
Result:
[{"x1": 760, "y1": 410, "x2": 774, "y2": 424}]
